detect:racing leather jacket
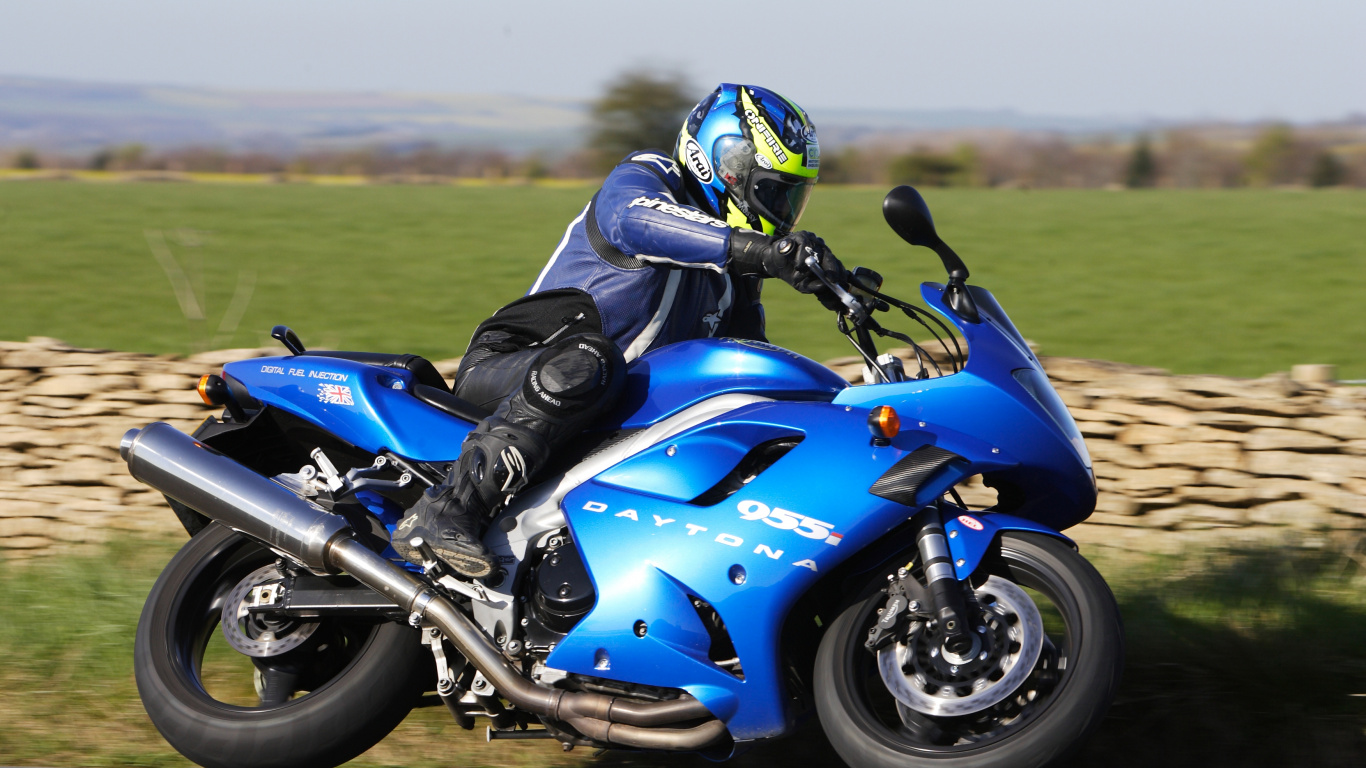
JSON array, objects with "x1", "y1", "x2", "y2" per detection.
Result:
[{"x1": 467, "y1": 150, "x2": 765, "y2": 362}]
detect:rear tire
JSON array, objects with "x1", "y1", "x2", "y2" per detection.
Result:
[
  {"x1": 814, "y1": 532, "x2": 1123, "y2": 768},
  {"x1": 135, "y1": 524, "x2": 430, "y2": 768}
]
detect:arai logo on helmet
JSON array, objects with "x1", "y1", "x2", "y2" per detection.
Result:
[
  {"x1": 683, "y1": 138, "x2": 713, "y2": 183},
  {"x1": 754, "y1": 153, "x2": 773, "y2": 170}
]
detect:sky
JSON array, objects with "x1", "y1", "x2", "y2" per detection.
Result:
[{"x1": 1, "y1": 0, "x2": 1363, "y2": 122}]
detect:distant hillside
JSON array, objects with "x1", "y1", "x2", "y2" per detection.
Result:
[
  {"x1": 0, "y1": 76, "x2": 590, "y2": 153},
  {"x1": 3, "y1": 75, "x2": 1356, "y2": 156}
]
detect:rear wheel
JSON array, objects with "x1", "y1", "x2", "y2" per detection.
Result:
[
  {"x1": 135, "y1": 524, "x2": 430, "y2": 768},
  {"x1": 814, "y1": 532, "x2": 1123, "y2": 768}
]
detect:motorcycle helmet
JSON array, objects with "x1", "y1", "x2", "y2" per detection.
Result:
[{"x1": 676, "y1": 84, "x2": 820, "y2": 236}]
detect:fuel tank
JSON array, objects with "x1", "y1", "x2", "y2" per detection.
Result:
[{"x1": 608, "y1": 338, "x2": 849, "y2": 428}]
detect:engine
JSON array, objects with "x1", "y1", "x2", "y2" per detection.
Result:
[{"x1": 522, "y1": 538, "x2": 596, "y2": 652}]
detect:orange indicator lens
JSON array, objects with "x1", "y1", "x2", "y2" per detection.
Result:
[
  {"x1": 197, "y1": 374, "x2": 215, "y2": 406},
  {"x1": 868, "y1": 405, "x2": 901, "y2": 439}
]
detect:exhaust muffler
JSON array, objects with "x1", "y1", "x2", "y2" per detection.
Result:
[{"x1": 121, "y1": 422, "x2": 723, "y2": 750}]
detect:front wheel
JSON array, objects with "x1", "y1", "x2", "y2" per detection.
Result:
[
  {"x1": 814, "y1": 532, "x2": 1123, "y2": 768},
  {"x1": 135, "y1": 523, "x2": 431, "y2": 768}
]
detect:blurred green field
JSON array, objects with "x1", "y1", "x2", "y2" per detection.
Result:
[
  {"x1": 2, "y1": 536, "x2": 1362, "y2": 767},
  {"x1": 1, "y1": 182, "x2": 1363, "y2": 378}
]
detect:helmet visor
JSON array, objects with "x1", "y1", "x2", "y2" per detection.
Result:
[{"x1": 750, "y1": 170, "x2": 815, "y2": 233}]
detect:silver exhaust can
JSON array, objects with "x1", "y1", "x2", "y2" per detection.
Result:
[{"x1": 121, "y1": 422, "x2": 350, "y2": 572}]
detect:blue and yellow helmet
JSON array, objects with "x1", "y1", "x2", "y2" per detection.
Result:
[{"x1": 675, "y1": 84, "x2": 820, "y2": 236}]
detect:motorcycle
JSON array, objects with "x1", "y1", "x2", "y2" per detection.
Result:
[{"x1": 126, "y1": 186, "x2": 1122, "y2": 768}]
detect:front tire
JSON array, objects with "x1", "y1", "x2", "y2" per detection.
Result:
[
  {"x1": 135, "y1": 524, "x2": 430, "y2": 768},
  {"x1": 814, "y1": 532, "x2": 1123, "y2": 768}
]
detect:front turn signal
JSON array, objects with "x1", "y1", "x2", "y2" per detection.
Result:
[{"x1": 868, "y1": 405, "x2": 900, "y2": 446}]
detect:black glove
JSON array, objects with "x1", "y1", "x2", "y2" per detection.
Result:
[{"x1": 730, "y1": 229, "x2": 848, "y2": 308}]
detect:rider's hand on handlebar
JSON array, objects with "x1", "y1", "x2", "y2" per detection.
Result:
[{"x1": 730, "y1": 229, "x2": 849, "y2": 306}]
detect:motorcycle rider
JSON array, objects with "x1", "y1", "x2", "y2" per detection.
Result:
[{"x1": 393, "y1": 84, "x2": 849, "y2": 578}]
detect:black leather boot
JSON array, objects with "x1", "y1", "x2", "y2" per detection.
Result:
[
  {"x1": 391, "y1": 482, "x2": 495, "y2": 578},
  {"x1": 394, "y1": 333, "x2": 623, "y2": 578}
]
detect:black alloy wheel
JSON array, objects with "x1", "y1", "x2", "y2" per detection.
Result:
[
  {"x1": 135, "y1": 523, "x2": 431, "y2": 768},
  {"x1": 814, "y1": 532, "x2": 1123, "y2": 768}
]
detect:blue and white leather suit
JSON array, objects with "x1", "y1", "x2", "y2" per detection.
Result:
[{"x1": 452, "y1": 149, "x2": 766, "y2": 412}]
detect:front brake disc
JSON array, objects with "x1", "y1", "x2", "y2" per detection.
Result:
[{"x1": 877, "y1": 575, "x2": 1044, "y2": 717}]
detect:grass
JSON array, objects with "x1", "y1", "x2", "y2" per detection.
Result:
[
  {"x1": 1, "y1": 183, "x2": 1363, "y2": 379},
  {"x1": 1, "y1": 535, "x2": 1363, "y2": 767}
]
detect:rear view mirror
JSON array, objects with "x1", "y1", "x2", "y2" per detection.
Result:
[
  {"x1": 882, "y1": 185, "x2": 942, "y2": 251},
  {"x1": 882, "y1": 186, "x2": 979, "y2": 323}
]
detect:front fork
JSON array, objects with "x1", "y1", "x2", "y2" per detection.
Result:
[{"x1": 913, "y1": 505, "x2": 976, "y2": 655}]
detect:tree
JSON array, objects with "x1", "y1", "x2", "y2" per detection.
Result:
[
  {"x1": 1309, "y1": 151, "x2": 1346, "y2": 188},
  {"x1": 13, "y1": 149, "x2": 40, "y2": 170},
  {"x1": 1125, "y1": 134, "x2": 1157, "y2": 188},
  {"x1": 1244, "y1": 124, "x2": 1296, "y2": 186},
  {"x1": 888, "y1": 150, "x2": 964, "y2": 187},
  {"x1": 588, "y1": 71, "x2": 695, "y2": 173}
]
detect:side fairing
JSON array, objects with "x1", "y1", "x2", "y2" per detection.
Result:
[{"x1": 222, "y1": 356, "x2": 472, "y2": 461}]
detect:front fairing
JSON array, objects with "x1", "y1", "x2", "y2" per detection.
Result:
[{"x1": 833, "y1": 282, "x2": 1095, "y2": 530}]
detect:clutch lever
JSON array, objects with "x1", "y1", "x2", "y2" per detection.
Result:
[{"x1": 803, "y1": 250, "x2": 869, "y2": 324}]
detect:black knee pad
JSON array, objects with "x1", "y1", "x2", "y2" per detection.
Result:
[{"x1": 520, "y1": 333, "x2": 625, "y2": 421}]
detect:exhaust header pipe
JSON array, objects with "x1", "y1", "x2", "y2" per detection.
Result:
[{"x1": 121, "y1": 422, "x2": 724, "y2": 750}]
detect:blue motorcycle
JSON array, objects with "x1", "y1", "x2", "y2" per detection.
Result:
[{"x1": 126, "y1": 186, "x2": 1122, "y2": 768}]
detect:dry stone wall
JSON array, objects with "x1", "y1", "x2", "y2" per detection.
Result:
[{"x1": 2, "y1": 338, "x2": 1363, "y2": 560}]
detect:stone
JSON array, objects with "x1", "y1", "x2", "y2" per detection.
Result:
[
  {"x1": 1295, "y1": 415, "x2": 1366, "y2": 441},
  {"x1": 22, "y1": 395, "x2": 83, "y2": 410},
  {"x1": 1078, "y1": 422, "x2": 1124, "y2": 437},
  {"x1": 28, "y1": 374, "x2": 93, "y2": 397},
  {"x1": 1087, "y1": 440, "x2": 1150, "y2": 468},
  {"x1": 1178, "y1": 486, "x2": 1258, "y2": 505},
  {"x1": 139, "y1": 373, "x2": 196, "y2": 392},
  {"x1": 1095, "y1": 495, "x2": 1141, "y2": 516},
  {"x1": 1183, "y1": 396, "x2": 1315, "y2": 418},
  {"x1": 1172, "y1": 375, "x2": 1266, "y2": 399},
  {"x1": 185, "y1": 347, "x2": 278, "y2": 366},
  {"x1": 1079, "y1": 374, "x2": 1178, "y2": 401},
  {"x1": 1242, "y1": 428, "x2": 1340, "y2": 451},
  {"x1": 1290, "y1": 364, "x2": 1337, "y2": 383},
  {"x1": 1144, "y1": 442, "x2": 1243, "y2": 471},
  {"x1": 126, "y1": 403, "x2": 210, "y2": 420},
  {"x1": 1195, "y1": 411, "x2": 1294, "y2": 430},
  {"x1": 92, "y1": 389, "x2": 159, "y2": 404},
  {"x1": 1245, "y1": 451, "x2": 1366, "y2": 483},
  {"x1": 1089, "y1": 400, "x2": 1195, "y2": 427},
  {"x1": 1107, "y1": 466, "x2": 1201, "y2": 492},
  {"x1": 1245, "y1": 500, "x2": 1349, "y2": 529},
  {"x1": 0, "y1": 428, "x2": 64, "y2": 449},
  {"x1": 1116, "y1": 424, "x2": 1237, "y2": 445},
  {"x1": 1068, "y1": 407, "x2": 1136, "y2": 424},
  {"x1": 0, "y1": 536, "x2": 52, "y2": 550},
  {"x1": 1042, "y1": 357, "x2": 1167, "y2": 382},
  {"x1": 1080, "y1": 512, "x2": 1145, "y2": 528}
]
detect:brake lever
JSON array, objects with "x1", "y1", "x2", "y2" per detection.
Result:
[{"x1": 803, "y1": 250, "x2": 869, "y2": 324}]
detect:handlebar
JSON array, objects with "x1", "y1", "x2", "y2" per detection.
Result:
[{"x1": 803, "y1": 250, "x2": 869, "y2": 324}]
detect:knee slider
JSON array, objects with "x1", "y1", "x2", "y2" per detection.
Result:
[{"x1": 522, "y1": 333, "x2": 624, "y2": 416}]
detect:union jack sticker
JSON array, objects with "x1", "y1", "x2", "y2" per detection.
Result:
[{"x1": 317, "y1": 383, "x2": 354, "y2": 406}]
